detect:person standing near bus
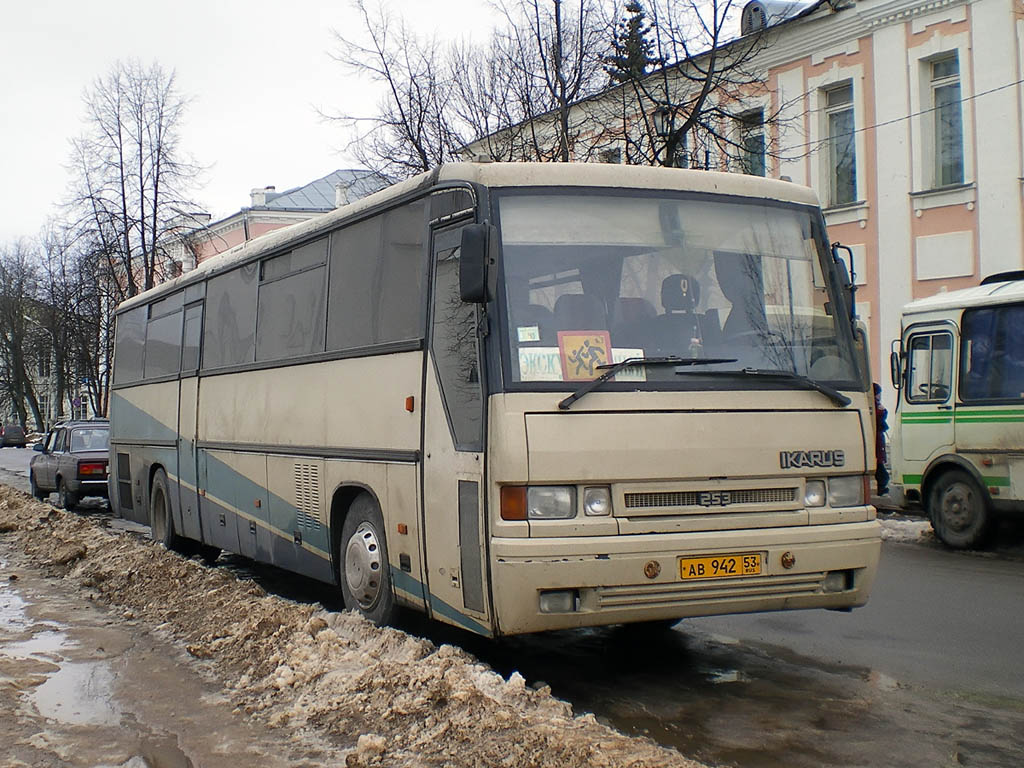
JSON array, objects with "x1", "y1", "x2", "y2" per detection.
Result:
[{"x1": 873, "y1": 383, "x2": 889, "y2": 496}]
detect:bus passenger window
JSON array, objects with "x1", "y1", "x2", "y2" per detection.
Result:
[{"x1": 988, "y1": 306, "x2": 1024, "y2": 400}]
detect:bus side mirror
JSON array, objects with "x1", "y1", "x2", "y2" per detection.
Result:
[
  {"x1": 890, "y1": 349, "x2": 902, "y2": 390},
  {"x1": 460, "y1": 224, "x2": 490, "y2": 304},
  {"x1": 831, "y1": 243, "x2": 856, "y2": 322}
]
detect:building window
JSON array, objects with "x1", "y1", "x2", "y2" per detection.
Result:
[
  {"x1": 597, "y1": 147, "x2": 622, "y2": 164},
  {"x1": 738, "y1": 110, "x2": 766, "y2": 177},
  {"x1": 824, "y1": 83, "x2": 856, "y2": 206},
  {"x1": 931, "y1": 55, "x2": 963, "y2": 188}
]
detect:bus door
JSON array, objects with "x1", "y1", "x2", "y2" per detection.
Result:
[
  {"x1": 900, "y1": 325, "x2": 956, "y2": 464},
  {"x1": 176, "y1": 301, "x2": 203, "y2": 541},
  {"x1": 421, "y1": 224, "x2": 491, "y2": 634}
]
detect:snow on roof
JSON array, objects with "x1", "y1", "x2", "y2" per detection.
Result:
[
  {"x1": 902, "y1": 278, "x2": 1024, "y2": 316},
  {"x1": 258, "y1": 169, "x2": 390, "y2": 211}
]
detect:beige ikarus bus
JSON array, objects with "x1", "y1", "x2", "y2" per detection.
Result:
[
  {"x1": 889, "y1": 273, "x2": 1024, "y2": 549},
  {"x1": 109, "y1": 163, "x2": 880, "y2": 636}
]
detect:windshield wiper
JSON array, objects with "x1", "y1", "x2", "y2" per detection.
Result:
[
  {"x1": 558, "y1": 356, "x2": 737, "y2": 411},
  {"x1": 676, "y1": 367, "x2": 851, "y2": 407}
]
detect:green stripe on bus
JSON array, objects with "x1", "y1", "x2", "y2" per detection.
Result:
[
  {"x1": 955, "y1": 418, "x2": 1024, "y2": 423},
  {"x1": 955, "y1": 409, "x2": 1024, "y2": 416},
  {"x1": 982, "y1": 476, "x2": 1011, "y2": 487},
  {"x1": 900, "y1": 417, "x2": 952, "y2": 424},
  {"x1": 901, "y1": 474, "x2": 1008, "y2": 487}
]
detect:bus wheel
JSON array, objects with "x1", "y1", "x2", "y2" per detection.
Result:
[
  {"x1": 149, "y1": 469, "x2": 185, "y2": 552},
  {"x1": 339, "y1": 494, "x2": 395, "y2": 626},
  {"x1": 929, "y1": 470, "x2": 993, "y2": 549}
]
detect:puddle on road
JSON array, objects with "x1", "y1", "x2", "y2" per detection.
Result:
[{"x1": 34, "y1": 660, "x2": 122, "y2": 726}]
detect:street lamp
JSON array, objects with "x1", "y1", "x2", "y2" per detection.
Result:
[{"x1": 652, "y1": 105, "x2": 673, "y2": 138}]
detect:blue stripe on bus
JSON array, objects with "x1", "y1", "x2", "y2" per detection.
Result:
[
  {"x1": 112, "y1": 392, "x2": 491, "y2": 635},
  {"x1": 391, "y1": 568, "x2": 492, "y2": 636}
]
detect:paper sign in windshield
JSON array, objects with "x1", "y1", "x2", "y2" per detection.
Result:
[
  {"x1": 611, "y1": 348, "x2": 646, "y2": 382},
  {"x1": 517, "y1": 325, "x2": 541, "y2": 343},
  {"x1": 558, "y1": 330, "x2": 611, "y2": 381},
  {"x1": 518, "y1": 347, "x2": 562, "y2": 381}
]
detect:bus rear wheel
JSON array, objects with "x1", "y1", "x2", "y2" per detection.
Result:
[
  {"x1": 149, "y1": 469, "x2": 187, "y2": 553},
  {"x1": 339, "y1": 494, "x2": 396, "y2": 626},
  {"x1": 929, "y1": 470, "x2": 993, "y2": 550}
]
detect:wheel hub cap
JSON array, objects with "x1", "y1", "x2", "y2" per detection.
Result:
[
  {"x1": 942, "y1": 484, "x2": 973, "y2": 532},
  {"x1": 345, "y1": 522, "x2": 382, "y2": 609}
]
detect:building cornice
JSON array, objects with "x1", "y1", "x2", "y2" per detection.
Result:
[
  {"x1": 859, "y1": 0, "x2": 966, "y2": 29},
  {"x1": 753, "y1": 0, "x2": 969, "y2": 70}
]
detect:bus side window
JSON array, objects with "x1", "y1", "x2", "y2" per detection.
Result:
[
  {"x1": 906, "y1": 331, "x2": 952, "y2": 402},
  {"x1": 961, "y1": 308, "x2": 996, "y2": 400},
  {"x1": 987, "y1": 305, "x2": 1024, "y2": 400}
]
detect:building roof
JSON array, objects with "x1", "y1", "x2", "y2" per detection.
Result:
[{"x1": 255, "y1": 169, "x2": 389, "y2": 211}]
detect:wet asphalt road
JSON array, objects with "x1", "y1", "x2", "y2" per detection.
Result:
[{"x1": 2, "y1": 446, "x2": 1023, "y2": 766}]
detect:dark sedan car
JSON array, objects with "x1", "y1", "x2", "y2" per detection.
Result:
[
  {"x1": 0, "y1": 424, "x2": 27, "y2": 448},
  {"x1": 30, "y1": 420, "x2": 110, "y2": 509}
]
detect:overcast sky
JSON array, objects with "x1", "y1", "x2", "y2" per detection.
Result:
[{"x1": 0, "y1": 0, "x2": 501, "y2": 242}]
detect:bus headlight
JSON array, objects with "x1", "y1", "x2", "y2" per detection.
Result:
[
  {"x1": 583, "y1": 486, "x2": 612, "y2": 516},
  {"x1": 527, "y1": 486, "x2": 577, "y2": 519},
  {"x1": 804, "y1": 480, "x2": 826, "y2": 507},
  {"x1": 828, "y1": 476, "x2": 864, "y2": 507}
]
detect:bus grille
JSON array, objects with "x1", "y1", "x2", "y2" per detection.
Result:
[
  {"x1": 624, "y1": 487, "x2": 797, "y2": 509},
  {"x1": 597, "y1": 572, "x2": 824, "y2": 610}
]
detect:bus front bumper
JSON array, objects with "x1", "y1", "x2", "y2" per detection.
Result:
[{"x1": 489, "y1": 521, "x2": 881, "y2": 635}]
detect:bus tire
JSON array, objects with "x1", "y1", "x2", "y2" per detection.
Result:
[
  {"x1": 57, "y1": 478, "x2": 78, "y2": 510},
  {"x1": 928, "y1": 469, "x2": 993, "y2": 550},
  {"x1": 339, "y1": 493, "x2": 396, "y2": 626},
  {"x1": 149, "y1": 469, "x2": 186, "y2": 552}
]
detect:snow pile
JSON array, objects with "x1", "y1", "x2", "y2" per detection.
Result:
[
  {"x1": 878, "y1": 515, "x2": 935, "y2": 545},
  {"x1": 0, "y1": 487, "x2": 705, "y2": 768}
]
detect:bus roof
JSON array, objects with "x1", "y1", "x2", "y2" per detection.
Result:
[
  {"x1": 118, "y1": 162, "x2": 821, "y2": 314},
  {"x1": 902, "y1": 278, "x2": 1024, "y2": 317}
]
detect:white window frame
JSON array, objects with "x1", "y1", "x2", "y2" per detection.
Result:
[
  {"x1": 823, "y1": 82, "x2": 857, "y2": 206},
  {"x1": 908, "y1": 32, "x2": 973, "y2": 194},
  {"x1": 735, "y1": 106, "x2": 767, "y2": 177},
  {"x1": 807, "y1": 62, "x2": 866, "y2": 211}
]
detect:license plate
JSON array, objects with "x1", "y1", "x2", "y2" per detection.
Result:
[{"x1": 679, "y1": 553, "x2": 762, "y2": 580}]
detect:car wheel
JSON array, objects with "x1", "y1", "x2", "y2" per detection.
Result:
[
  {"x1": 57, "y1": 478, "x2": 78, "y2": 510},
  {"x1": 149, "y1": 469, "x2": 187, "y2": 553},
  {"x1": 928, "y1": 469, "x2": 993, "y2": 549},
  {"x1": 29, "y1": 472, "x2": 46, "y2": 502},
  {"x1": 338, "y1": 493, "x2": 396, "y2": 626}
]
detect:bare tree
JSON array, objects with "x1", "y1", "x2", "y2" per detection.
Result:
[
  {"x1": 328, "y1": 1, "x2": 467, "y2": 178},
  {"x1": 328, "y1": 0, "x2": 610, "y2": 175},
  {"x1": 599, "y1": 0, "x2": 791, "y2": 170},
  {"x1": 67, "y1": 59, "x2": 202, "y2": 303},
  {"x1": 489, "y1": 0, "x2": 610, "y2": 162},
  {"x1": 0, "y1": 242, "x2": 45, "y2": 430}
]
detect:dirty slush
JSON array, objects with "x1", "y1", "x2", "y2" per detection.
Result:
[{"x1": 0, "y1": 486, "x2": 706, "y2": 768}]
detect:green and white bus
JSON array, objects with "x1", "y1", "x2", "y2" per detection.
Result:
[
  {"x1": 889, "y1": 273, "x2": 1024, "y2": 549},
  {"x1": 109, "y1": 163, "x2": 880, "y2": 636}
]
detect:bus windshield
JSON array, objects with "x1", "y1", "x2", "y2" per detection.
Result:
[{"x1": 497, "y1": 191, "x2": 859, "y2": 388}]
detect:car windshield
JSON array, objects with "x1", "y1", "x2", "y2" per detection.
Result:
[
  {"x1": 496, "y1": 191, "x2": 860, "y2": 388},
  {"x1": 70, "y1": 428, "x2": 110, "y2": 452}
]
